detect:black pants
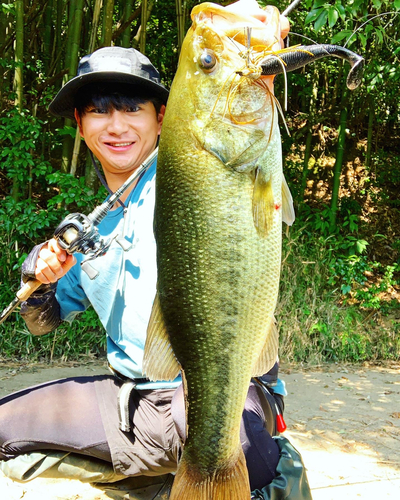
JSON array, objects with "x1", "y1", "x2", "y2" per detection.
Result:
[{"x1": 0, "y1": 375, "x2": 281, "y2": 490}]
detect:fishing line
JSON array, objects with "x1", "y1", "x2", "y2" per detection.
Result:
[
  {"x1": 273, "y1": 95, "x2": 291, "y2": 137},
  {"x1": 287, "y1": 12, "x2": 398, "y2": 51},
  {"x1": 284, "y1": 31, "x2": 319, "y2": 46},
  {"x1": 344, "y1": 12, "x2": 400, "y2": 48},
  {"x1": 265, "y1": 54, "x2": 289, "y2": 111},
  {"x1": 228, "y1": 35, "x2": 245, "y2": 54},
  {"x1": 90, "y1": 150, "x2": 126, "y2": 209},
  {"x1": 246, "y1": 26, "x2": 252, "y2": 66}
]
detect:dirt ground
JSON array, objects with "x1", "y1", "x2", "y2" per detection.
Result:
[{"x1": 0, "y1": 360, "x2": 399, "y2": 499}]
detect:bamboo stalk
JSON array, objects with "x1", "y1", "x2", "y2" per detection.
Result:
[
  {"x1": 83, "y1": 0, "x2": 104, "y2": 187},
  {"x1": 64, "y1": 0, "x2": 85, "y2": 176},
  {"x1": 88, "y1": 0, "x2": 103, "y2": 52},
  {"x1": 14, "y1": 0, "x2": 24, "y2": 111},
  {"x1": 176, "y1": 0, "x2": 183, "y2": 51},
  {"x1": 102, "y1": 0, "x2": 115, "y2": 47},
  {"x1": 12, "y1": 0, "x2": 24, "y2": 202},
  {"x1": 139, "y1": 0, "x2": 148, "y2": 54},
  {"x1": 121, "y1": 0, "x2": 135, "y2": 48},
  {"x1": 300, "y1": 68, "x2": 319, "y2": 199},
  {"x1": 365, "y1": 100, "x2": 374, "y2": 169},
  {"x1": 329, "y1": 102, "x2": 348, "y2": 232}
]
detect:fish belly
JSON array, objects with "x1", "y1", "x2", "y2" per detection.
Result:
[{"x1": 155, "y1": 134, "x2": 281, "y2": 499}]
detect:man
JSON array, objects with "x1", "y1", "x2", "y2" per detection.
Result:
[{"x1": 0, "y1": 44, "x2": 310, "y2": 500}]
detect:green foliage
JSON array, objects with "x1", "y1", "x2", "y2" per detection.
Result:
[
  {"x1": 0, "y1": 108, "x2": 51, "y2": 184},
  {"x1": 299, "y1": 204, "x2": 368, "y2": 255},
  {"x1": 0, "y1": 107, "x2": 106, "y2": 363},
  {"x1": 0, "y1": 198, "x2": 59, "y2": 246},
  {"x1": 372, "y1": 151, "x2": 400, "y2": 194},
  {"x1": 1, "y1": 2, "x2": 15, "y2": 15},
  {"x1": 0, "y1": 308, "x2": 106, "y2": 362},
  {"x1": 278, "y1": 224, "x2": 400, "y2": 363},
  {"x1": 298, "y1": 202, "x2": 399, "y2": 309},
  {"x1": 47, "y1": 172, "x2": 105, "y2": 208},
  {"x1": 0, "y1": 0, "x2": 399, "y2": 365},
  {"x1": 305, "y1": 1, "x2": 345, "y2": 31}
]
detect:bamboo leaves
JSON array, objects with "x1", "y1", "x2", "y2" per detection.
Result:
[{"x1": 305, "y1": 2, "x2": 346, "y2": 32}]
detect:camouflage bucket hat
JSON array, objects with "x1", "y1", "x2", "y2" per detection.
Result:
[{"x1": 49, "y1": 47, "x2": 169, "y2": 120}]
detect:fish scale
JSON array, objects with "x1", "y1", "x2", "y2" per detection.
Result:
[
  {"x1": 143, "y1": 1, "x2": 286, "y2": 499},
  {"x1": 150, "y1": 130, "x2": 282, "y2": 497},
  {"x1": 142, "y1": 0, "x2": 365, "y2": 495}
]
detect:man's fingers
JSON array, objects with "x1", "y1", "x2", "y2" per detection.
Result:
[
  {"x1": 35, "y1": 245, "x2": 76, "y2": 284},
  {"x1": 35, "y1": 257, "x2": 60, "y2": 283},
  {"x1": 63, "y1": 254, "x2": 77, "y2": 274},
  {"x1": 48, "y1": 238, "x2": 67, "y2": 262},
  {"x1": 280, "y1": 15, "x2": 290, "y2": 40}
]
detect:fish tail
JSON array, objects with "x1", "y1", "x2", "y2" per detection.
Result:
[{"x1": 170, "y1": 449, "x2": 251, "y2": 500}]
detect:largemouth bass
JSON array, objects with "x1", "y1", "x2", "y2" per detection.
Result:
[{"x1": 144, "y1": 1, "x2": 294, "y2": 498}]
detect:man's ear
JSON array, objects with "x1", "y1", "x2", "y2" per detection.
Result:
[
  {"x1": 74, "y1": 109, "x2": 84, "y2": 137},
  {"x1": 157, "y1": 105, "x2": 166, "y2": 135}
]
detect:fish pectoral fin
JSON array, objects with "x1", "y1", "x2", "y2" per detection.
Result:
[
  {"x1": 143, "y1": 292, "x2": 181, "y2": 381},
  {"x1": 252, "y1": 319, "x2": 279, "y2": 377},
  {"x1": 252, "y1": 168, "x2": 275, "y2": 237},
  {"x1": 282, "y1": 175, "x2": 295, "y2": 226}
]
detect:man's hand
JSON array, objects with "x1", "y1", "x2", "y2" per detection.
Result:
[
  {"x1": 280, "y1": 16, "x2": 290, "y2": 45},
  {"x1": 35, "y1": 238, "x2": 76, "y2": 284},
  {"x1": 227, "y1": 1, "x2": 290, "y2": 46}
]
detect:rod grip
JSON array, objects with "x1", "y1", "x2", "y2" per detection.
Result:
[{"x1": 16, "y1": 280, "x2": 43, "y2": 301}]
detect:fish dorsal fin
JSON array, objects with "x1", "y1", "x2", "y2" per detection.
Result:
[
  {"x1": 143, "y1": 292, "x2": 181, "y2": 381},
  {"x1": 252, "y1": 319, "x2": 279, "y2": 377},
  {"x1": 282, "y1": 175, "x2": 295, "y2": 226},
  {"x1": 252, "y1": 168, "x2": 275, "y2": 237}
]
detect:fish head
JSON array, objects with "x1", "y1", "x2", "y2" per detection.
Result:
[{"x1": 169, "y1": 0, "x2": 283, "y2": 170}]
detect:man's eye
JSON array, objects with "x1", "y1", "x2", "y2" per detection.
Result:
[
  {"x1": 89, "y1": 107, "x2": 107, "y2": 114},
  {"x1": 126, "y1": 105, "x2": 140, "y2": 113}
]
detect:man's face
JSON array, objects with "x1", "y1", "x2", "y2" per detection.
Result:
[{"x1": 76, "y1": 100, "x2": 165, "y2": 180}]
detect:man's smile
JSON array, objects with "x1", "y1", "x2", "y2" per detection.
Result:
[
  {"x1": 104, "y1": 141, "x2": 136, "y2": 150},
  {"x1": 107, "y1": 142, "x2": 134, "y2": 146}
]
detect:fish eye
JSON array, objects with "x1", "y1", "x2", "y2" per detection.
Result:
[{"x1": 199, "y1": 49, "x2": 217, "y2": 72}]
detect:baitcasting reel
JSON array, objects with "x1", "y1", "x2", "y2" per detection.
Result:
[{"x1": 53, "y1": 213, "x2": 113, "y2": 280}]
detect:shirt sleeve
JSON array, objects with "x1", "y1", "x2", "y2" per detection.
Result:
[{"x1": 55, "y1": 260, "x2": 91, "y2": 322}]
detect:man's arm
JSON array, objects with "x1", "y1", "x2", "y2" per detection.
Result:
[
  {"x1": 20, "y1": 239, "x2": 76, "y2": 335},
  {"x1": 20, "y1": 285, "x2": 61, "y2": 335}
]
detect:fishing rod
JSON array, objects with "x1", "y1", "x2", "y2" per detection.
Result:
[
  {"x1": 282, "y1": 0, "x2": 302, "y2": 17},
  {"x1": 0, "y1": 148, "x2": 158, "y2": 325}
]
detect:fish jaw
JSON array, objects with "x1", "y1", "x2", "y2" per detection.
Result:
[
  {"x1": 191, "y1": 0, "x2": 282, "y2": 51},
  {"x1": 177, "y1": 5, "x2": 279, "y2": 110},
  {"x1": 168, "y1": 1, "x2": 283, "y2": 175}
]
